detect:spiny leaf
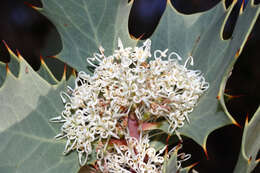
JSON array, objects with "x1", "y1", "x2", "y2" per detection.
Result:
[
  {"x1": 0, "y1": 41, "x2": 69, "y2": 86},
  {"x1": 37, "y1": 57, "x2": 60, "y2": 85},
  {"x1": 44, "y1": 57, "x2": 72, "y2": 81},
  {"x1": 0, "y1": 53, "x2": 80, "y2": 173},
  {"x1": 40, "y1": 0, "x2": 136, "y2": 72},
  {"x1": 0, "y1": 42, "x2": 20, "y2": 87},
  {"x1": 151, "y1": 0, "x2": 259, "y2": 147},
  {"x1": 234, "y1": 106, "x2": 260, "y2": 173}
]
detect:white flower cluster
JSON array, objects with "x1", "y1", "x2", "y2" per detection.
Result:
[
  {"x1": 88, "y1": 38, "x2": 208, "y2": 132},
  {"x1": 50, "y1": 38, "x2": 208, "y2": 168},
  {"x1": 98, "y1": 134, "x2": 190, "y2": 173}
]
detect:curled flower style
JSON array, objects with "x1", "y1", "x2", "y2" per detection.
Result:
[
  {"x1": 50, "y1": 38, "x2": 208, "y2": 166},
  {"x1": 98, "y1": 134, "x2": 190, "y2": 173}
]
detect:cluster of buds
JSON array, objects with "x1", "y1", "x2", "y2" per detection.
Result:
[{"x1": 50, "y1": 38, "x2": 208, "y2": 171}]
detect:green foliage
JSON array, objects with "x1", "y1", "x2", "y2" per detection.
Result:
[
  {"x1": 0, "y1": 54, "x2": 79, "y2": 173},
  {"x1": 234, "y1": 106, "x2": 260, "y2": 173},
  {"x1": 154, "y1": 0, "x2": 260, "y2": 147},
  {"x1": 163, "y1": 151, "x2": 178, "y2": 173},
  {"x1": 0, "y1": 49, "x2": 19, "y2": 87},
  {"x1": 0, "y1": 0, "x2": 259, "y2": 173},
  {"x1": 40, "y1": 0, "x2": 136, "y2": 73}
]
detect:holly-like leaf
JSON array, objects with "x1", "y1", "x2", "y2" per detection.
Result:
[
  {"x1": 150, "y1": 0, "x2": 259, "y2": 148},
  {"x1": 0, "y1": 42, "x2": 68, "y2": 86},
  {"x1": 0, "y1": 53, "x2": 80, "y2": 173},
  {"x1": 234, "y1": 106, "x2": 260, "y2": 173},
  {"x1": 40, "y1": 0, "x2": 136, "y2": 72}
]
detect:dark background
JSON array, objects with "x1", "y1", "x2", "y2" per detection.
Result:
[{"x1": 0, "y1": 0, "x2": 259, "y2": 172}]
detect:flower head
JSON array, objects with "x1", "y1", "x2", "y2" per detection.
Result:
[
  {"x1": 50, "y1": 38, "x2": 208, "y2": 166},
  {"x1": 86, "y1": 38, "x2": 209, "y2": 133}
]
